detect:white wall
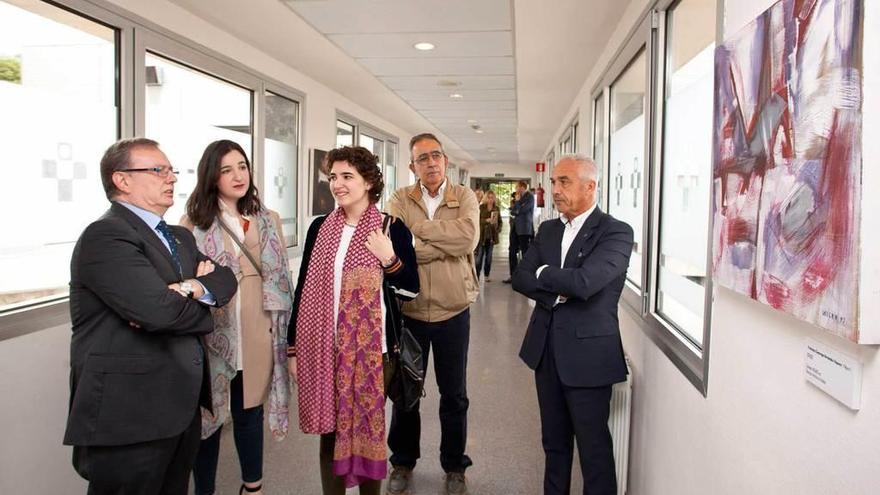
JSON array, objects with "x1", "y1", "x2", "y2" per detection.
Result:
[{"x1": 546, "y1": 0, "x2": 880, "y2": 493}]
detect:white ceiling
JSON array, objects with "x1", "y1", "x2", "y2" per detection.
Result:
[{"x1": 165, "y1": 0, "x2": 631, "y2": 170}]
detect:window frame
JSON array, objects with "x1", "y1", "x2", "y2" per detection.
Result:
[
  {"x1": 1, "y1": 0, "x2": 306, "y2": 336},
  {"x1": 335, "y1": 111, "x2": 399, "y2": 198},
  {"x1": 589, "y1": 0, "x2": 721, "y2": 395}
]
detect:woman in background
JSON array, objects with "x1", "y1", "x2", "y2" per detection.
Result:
[
  {"x1": 475, "y1": 190, "x2": 502, "y2": 282},
  {"x1": 182, "y1": 139, "x2": 293, "y2": 495},
  {"x1": 288, "y1": 146, "x2": 419, "y2": 494}
]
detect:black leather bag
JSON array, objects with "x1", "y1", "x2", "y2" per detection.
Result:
[{"x1": 382, "y1": 215, "x2": 425, "y2": 411}]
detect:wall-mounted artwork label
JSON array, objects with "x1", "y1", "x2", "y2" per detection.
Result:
[
  {"x1": 805, "y1": 339, "x2": 861, "y2": 410},
  {"x1": 712, "y1": 0, "x2": 864, "y2": 341}
]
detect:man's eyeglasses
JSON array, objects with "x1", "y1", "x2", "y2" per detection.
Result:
[
  {"x1": 412, "y1": 151, "x2": 445, "y2": 166},
  {"x1": 122, "y1": 166, "x2": 179, "y2": 178}
]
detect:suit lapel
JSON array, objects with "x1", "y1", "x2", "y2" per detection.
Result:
[
  {"x1": 111, "y1": 202, "x2": 182, "y2": 279},
  {"x1": 563, "y1": 208, "x2": 603, "y2": 268},
  {"x1": 546, "y1": 219, "x2": 564, "y2": 268}
]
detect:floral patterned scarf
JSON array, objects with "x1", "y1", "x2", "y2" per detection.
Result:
[
  {"x1": 296, "y1": 205, "x2": 386, "y2": 487},
  {"x1": 190, "y1": 208, "x2": 293, "y2": 441}
]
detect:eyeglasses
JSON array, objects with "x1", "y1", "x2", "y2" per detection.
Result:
[
  {"x1": 122, "y1": 166, "x2": 179, "y2": 178},
  {"x1": 412, "y1": 151, "x2": 445, "y2": 166}
]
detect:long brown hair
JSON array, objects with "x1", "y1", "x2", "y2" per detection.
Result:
[{"x1": 185, "y1": 140, "x2": 262, "y2": 230}]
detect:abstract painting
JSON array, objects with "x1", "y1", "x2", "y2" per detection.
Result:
[{"x1": 712, "y1": 0, "x2": 863, "y2": 340}]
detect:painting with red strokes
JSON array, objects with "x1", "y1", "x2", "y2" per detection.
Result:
[{"x1": 712, "y1": 0, "x2": 863, "y2": 341}]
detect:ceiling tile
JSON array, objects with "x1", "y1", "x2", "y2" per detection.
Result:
[
  {"x1": 284, "y1": 0, "x2": 511, "y2": 34},
  {"x1": 359, "y1": 57, "x2": 514, "y2": 76},
  {"x1": 381, "y1": 75, "x2": 515, "y2": 90},
  {"x1": 328, "y1": 31, "x2": 512, "y2": 58},
  {"x1": 411, "y1": 100, "x2": 516, "y2": 111},
  {"x1": 397, "y1": 89, "x2": 516, "y2": 101}
]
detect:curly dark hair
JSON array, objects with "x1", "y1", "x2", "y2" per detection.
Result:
[{"x1": 324, "y1": 146, "x2": 384, "y2": 204}]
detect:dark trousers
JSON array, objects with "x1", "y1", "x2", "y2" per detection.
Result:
[
  {"x1": 535, "y1": 334, "x2": 616, "y2": 495},
  {"x1": 73, "y1": 409, "x2": 201, "y2": 495},
  {"x1": 388, "y1": 309, "x2": 473, "y2": 473},
  {"x1": 475, "y1": 241, "x2": 494, "y2": 277},
  {"x1": 509, "y1": 233, "x2": 533, "y2": 276},
  {"x1": 193, "y1": 372, "x2": 264, "y2": 495}
]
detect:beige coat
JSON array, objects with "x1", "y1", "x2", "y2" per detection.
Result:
[
  {"x1": 181, "y1": 212, "x2": 282, "y2": 408},
  {"x1": 386, "y1": 181, "x2": 480, "y2": 322}
]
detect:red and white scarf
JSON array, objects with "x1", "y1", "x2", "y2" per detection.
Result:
[{"x1": 295, "y1": 205, "x2": 387, "y2": 486}]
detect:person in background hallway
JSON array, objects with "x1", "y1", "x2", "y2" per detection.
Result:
[
  {"x1": 503, "y1": 181, "x2": 534, "y2": 283},
  {"x1": 64, "y1": 138, "x2": 237, "y2": 495},
  {"x1": 473, "y1": 187, "x2": 484, "y2": 205},
  {"x1": 181, "y1": 140, "x2": 293, "y2": 495},
  {"x1": 289, "y1": 146, "x2": 419, "y2": 495},
  {"x1": 504, "y1": 191, "x2": 519, "y2": 284},
  {"x1": 475, "y1": 190, "x2": 502, "y2": 282},
  {"x1": 536, "y1": 182, "x2": 545, "y2": 208},
  {"x1": 512, "y1": 154, "x2": 633, "y2": 495},
  {"x1": 385, "y1": 133, "x2": 479, "y2": 495}
]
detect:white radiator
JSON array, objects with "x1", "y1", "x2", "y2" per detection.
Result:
[{"x1": 608, "y1": 363, "x2": 632, "y2": 495}]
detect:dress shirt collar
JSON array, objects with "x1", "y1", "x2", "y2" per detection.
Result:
[
  {"x1": 116, "y1": 200, "x2": 163, "y2": 230},
  {"x1": 420, "y1": 178, "x2": 447, "y2": 199},
  {"x1": 560, "y1": 203, "x2": 597, "y2": 232}
]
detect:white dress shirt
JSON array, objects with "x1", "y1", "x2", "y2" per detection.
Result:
[
  {"x1": 421, "y1": 179, "x2": 447, "y2": 220},
  {"x1": 536, "y1": 204, "x2": 598, "y2": 305}
]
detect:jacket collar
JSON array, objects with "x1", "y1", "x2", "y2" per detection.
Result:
[
  {"x1": 407, "y1": 180, "x2": 460, "y2": 209},
  {"x1": 562, "y1": 207, "x2": 604, "y2": 268},
  {"x1": 110, "y1": 201, "x2": 182, "y2": 279}
]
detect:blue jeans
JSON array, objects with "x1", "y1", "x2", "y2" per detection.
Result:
[
  {"x1": 475, "y1": 241, "x2": 494, "y2": 277},
  {"x1": 193, "y1": 372, "x2": 264, "y2": 494}
]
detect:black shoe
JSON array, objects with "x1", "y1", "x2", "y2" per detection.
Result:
[{"x1": 502, "y1": 278, "x2": 512, "y2": 284}]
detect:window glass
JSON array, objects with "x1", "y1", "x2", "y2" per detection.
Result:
[
  {"x1": 145, "y1": 52, "x2": 252, "y2": 225},
  {"x1": 384, "y1": 140, "x2": 397, "y2": 201},
  {"x1": 656, "y1": 0, "x2": 716, "y2": 345},
  {"x1": 0, "y1": 0, "x2": 117, "y2": 312},
  {"x1": 336, "y1": 120, "x2": 354, "y2": 148},
  {"x1": 593, "y1": 94, "x2": 606, "y2": 207},
  {"x1": 609, "y1": 49, "x2": 646, "y2": 288},
  {"x1": 263, "y1": 90, "x2": 299, "y2": 246}
]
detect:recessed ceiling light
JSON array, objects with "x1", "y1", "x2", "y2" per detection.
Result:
[
  {"x1": 467, "y1": 119, "x2": 478, "y2": 124},
  {"x1": 475, "y1": 129, "x2": 484, "y2": 134},
  {"x1": 437, "y1": 80, "x2": 461, "y2": 88},
  {"x1": 449, "y1": 93, "x2": 463, "y2": 99},
  {"x1": 414, "y1": 42, "x2": 435, "y2": 51}
]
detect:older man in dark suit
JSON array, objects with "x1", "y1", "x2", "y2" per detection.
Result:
[
  {"x1": 513, "y1": 154, "x2": 633, "y2": 495},
  {"x1": 63, "y1": 138, "x2": 237, "y2": 495}
]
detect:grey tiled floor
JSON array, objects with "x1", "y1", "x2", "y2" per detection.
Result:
[{"x1": 204, "y1": 230, "x2": 584, "y2": 494}]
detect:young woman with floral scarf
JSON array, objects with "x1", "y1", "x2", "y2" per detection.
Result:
[
  {"x1": 181, "y1": 140, "x2": 293, "y2": 495},
  {"x1": 288, "y1": 146, "x2": 419, "y2": 494}
]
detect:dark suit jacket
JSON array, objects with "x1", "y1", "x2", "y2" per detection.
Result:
[
  {"x1": 511, "y1": 190, "x2": 535, "y2": 236},
  {"x1": 63, "y1": 202, "x2": 237, "y2": 447},
  {"x1": 512, "y1": 208, "x2": 633, "y2": 388}
]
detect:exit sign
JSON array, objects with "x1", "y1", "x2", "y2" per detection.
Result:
[{"x1": 494, "y1": 173, "x2": 505, "y2": 177}]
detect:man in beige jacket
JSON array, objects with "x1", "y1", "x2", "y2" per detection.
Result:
[{"x1": 385, "y1": 133, "x2": 479, "y2": 495}]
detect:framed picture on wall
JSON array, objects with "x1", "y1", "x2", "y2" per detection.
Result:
[{"x1": 310, "y1": 148, "x2": 334, "y2": 216}]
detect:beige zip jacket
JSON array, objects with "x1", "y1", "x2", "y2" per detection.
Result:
[{"x1": 386, "y1": 180, "x2": 480, "y2": 322}]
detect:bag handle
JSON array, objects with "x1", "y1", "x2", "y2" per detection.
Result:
[{"x1": 217, "y1": 218, "x2": 263, "y2": 277}]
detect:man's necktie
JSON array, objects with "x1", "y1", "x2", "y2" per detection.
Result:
[{"x1": 156, "y1": 220, "x2": 182, "y2": 276}]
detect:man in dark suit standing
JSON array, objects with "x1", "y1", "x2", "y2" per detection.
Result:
[
  {"x1": 63, "y1": 138, "x2": 237, "y2": 494},
  {"x1": 503, "y1": 180, "x2": 535, "y2": 283},
  {"x1": 513, "y1": 154, "x2": 633, "y2": 495}
]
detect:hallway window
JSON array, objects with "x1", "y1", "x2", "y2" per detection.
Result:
[
  {"x1": 609, "y1": 49, "x2": 647, "y2": 289},
  {"x1": 144, "y1": 52, "x2": 253, "y2": 225},
  {"x1": 336, "y1": 119, "x2": 354, "y2": 147},
  {"x1": 593, "y1": 93, "x2": 607, "y2": 208},
  {"x1": 655, "y1": 0, "x2": 716, "y2": 347},
  {"x1": 263, "y1": 90, "x2": 300, "y2": 247},
  {"x1": 0, "y1": 0, "x2": 117, "y2": 312}
]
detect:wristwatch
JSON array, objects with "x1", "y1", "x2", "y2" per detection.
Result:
[{"x1": 179, "y1": 281, "x2": 195, "y2": 299}]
